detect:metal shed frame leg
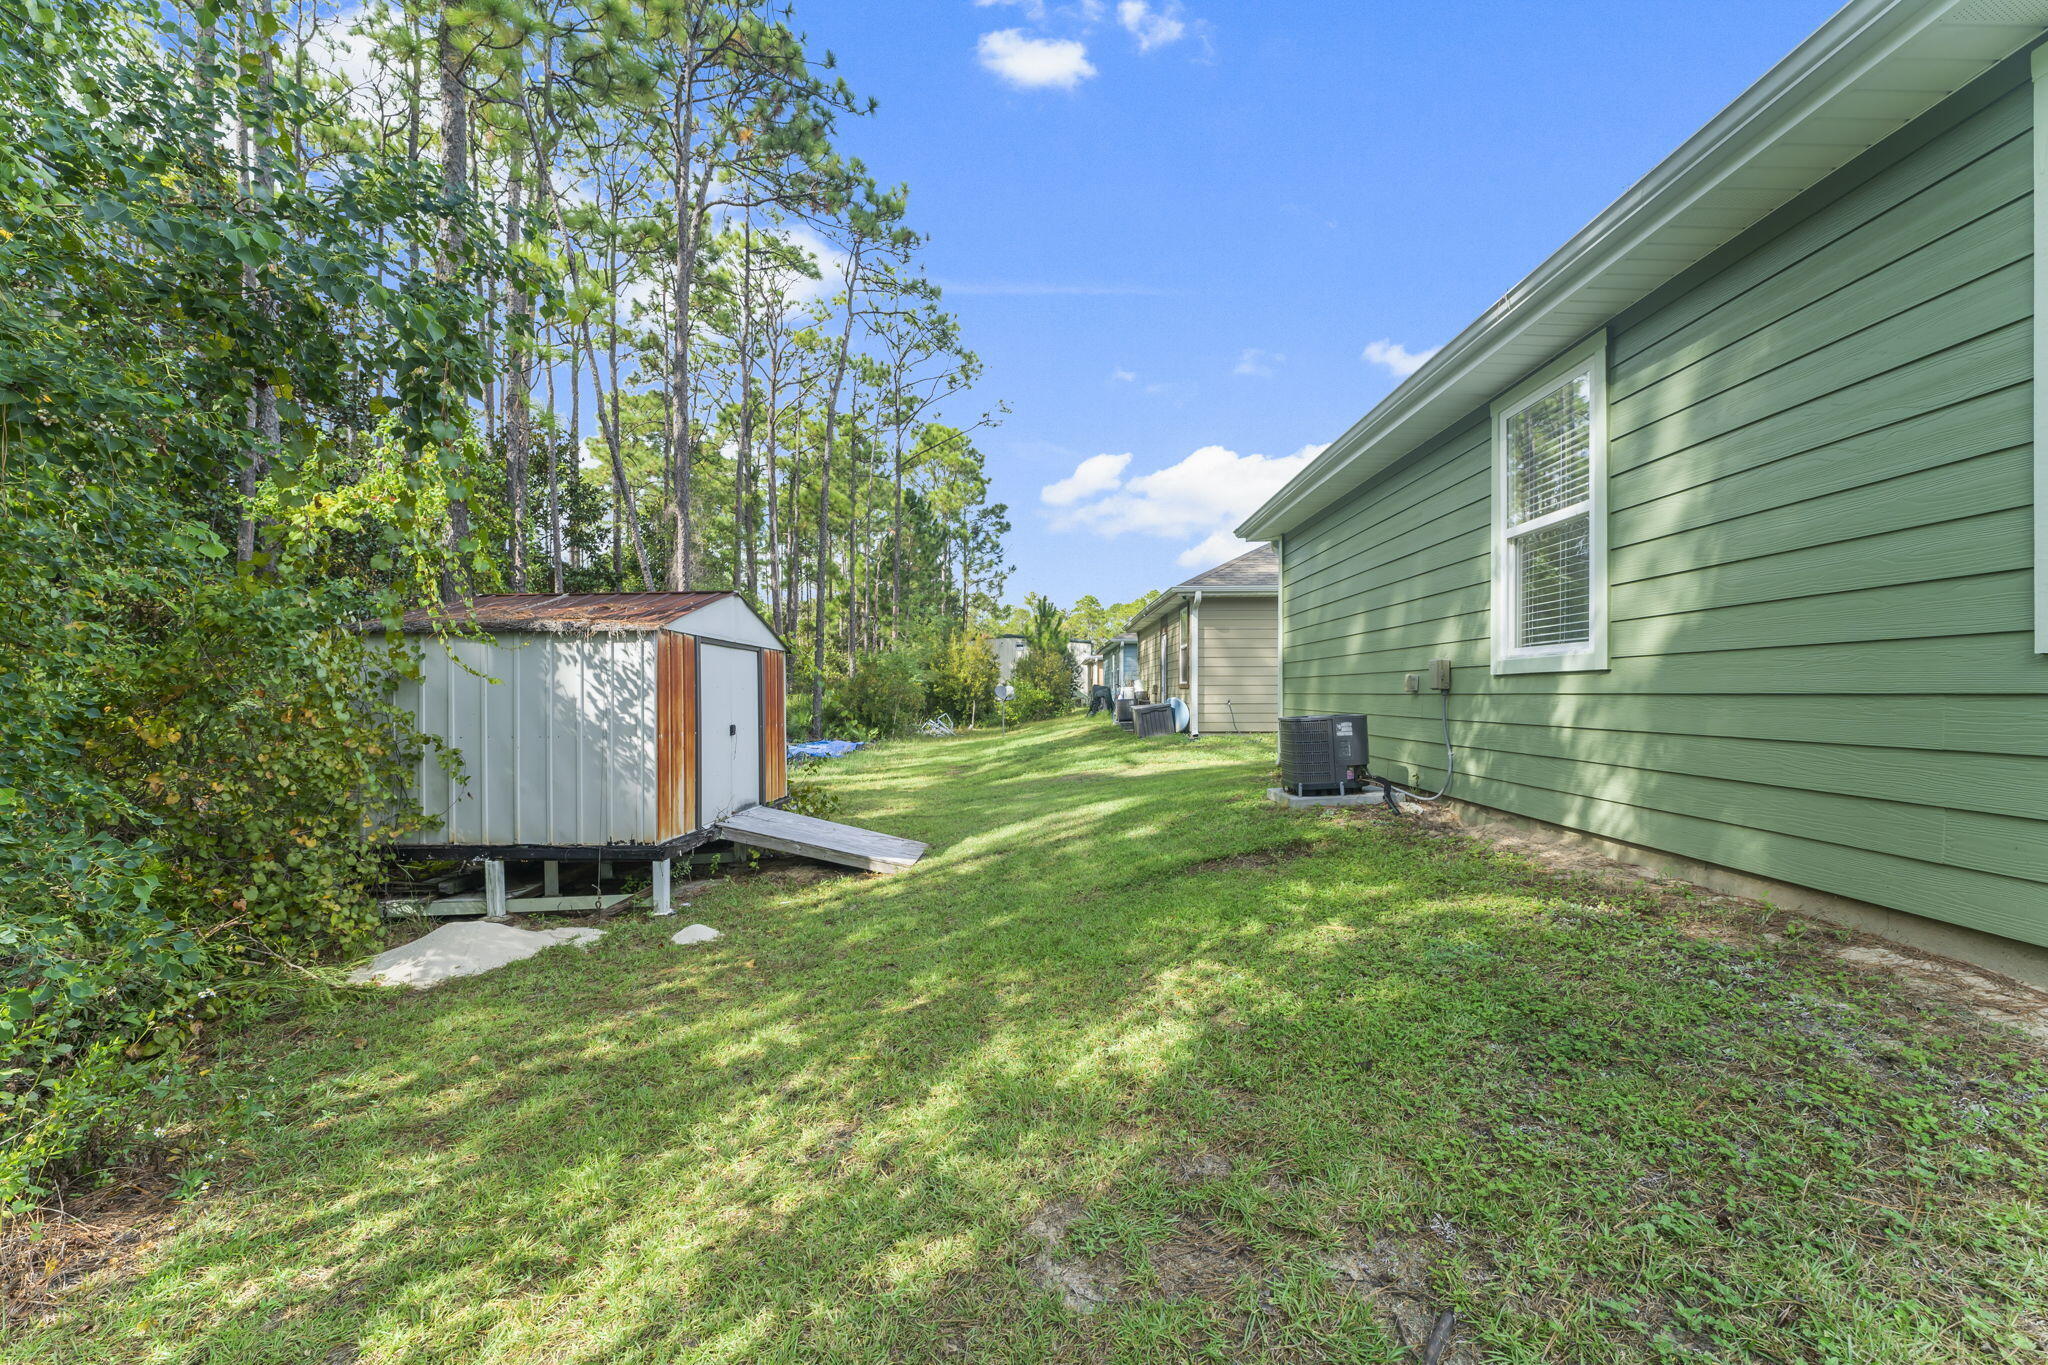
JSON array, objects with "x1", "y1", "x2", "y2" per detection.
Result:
[
  {"x1": 483, "y1": 860, "x2": 508, "y2": 920},
  {"x1": 651, "y1": 859, "x2": 672, "y2": 916}
]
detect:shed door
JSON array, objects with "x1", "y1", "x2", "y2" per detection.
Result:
[{"x1": 697, "y1": 643, "x2": 762, "y2": 824}]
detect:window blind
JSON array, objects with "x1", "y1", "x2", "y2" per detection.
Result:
[{"x1": 1503, "y1": 375, "x2": 1593, "y2": 650}]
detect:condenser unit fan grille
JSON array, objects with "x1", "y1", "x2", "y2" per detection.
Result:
[{"x1": 1277, "y1": 714, "x2": 1369, "y2": 792}]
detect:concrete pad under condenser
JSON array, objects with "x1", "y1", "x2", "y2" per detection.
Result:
[
  {"x1": 1267, "y1": 787, "x2": 1388, "y2": 810},
  {"x1": 349, "y1": 920, "x2": 605, "y2": 990}
]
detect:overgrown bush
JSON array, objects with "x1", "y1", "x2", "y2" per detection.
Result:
[
  {"x1": 0, "y1": 832, "x2": 218, "y2": 1210},
  {"x1": 0, "y1": 569, "x2": 439, "y2": 1209},
  {"x1": 926, "y1": 631, "x2": 998, "y2": 724},
  {"x1": 0, "y1": 0, "x2": 479, "y2": 1208},
  {"x1": 1010, "y1": 641, "x2": 1078, "y2": 721},
  {"x1": 837, "y1": 647, "x2": 927, "y2": 738}
]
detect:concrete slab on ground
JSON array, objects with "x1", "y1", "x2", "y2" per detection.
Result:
[
  {"x1": 1266, "y1": 787, "x2": 1388, "y2": 809},
  {"x1": 350, "y1": 920, "x2": 604, "y2": 990}
]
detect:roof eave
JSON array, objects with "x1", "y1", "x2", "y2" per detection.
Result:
[
  {"x1": 1237, "y1": 0, "x2": 2048, "y2": 540},
  {"x1": 1125, "y1": 584, "x2": 1276, "y2": 633}
]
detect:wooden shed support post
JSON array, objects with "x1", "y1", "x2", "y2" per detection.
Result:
[
  {"x1": 651, "y1": 859, "x2": 672, "y2": 916},
  {"x1": 543, "y1": 861, "x2": 561, "y2": 896},
  {"x1": 483, "y1": 860, "x2": 508, "y2": 920}
]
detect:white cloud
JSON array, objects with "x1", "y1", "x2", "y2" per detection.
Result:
[
  {"x1": 1041, "y1": 452, "x2": 1131, "y2": 506},
  {"x1": 978, "y1": 29, "x2": 1097, "y2": 90},
  {"x1": 1117, "y1": 0, "x2": 1186, "y2": 51},
  {"x1": 1233, "y1": 347, "x2": 1281, "y2": 377},
  {"x1": 312, "y1": 5, "x2": 413, "y2": 127},
  {"x1": 768, "y1": 222, "x2": 848, "y2": 306},
  {"x1": 975, "y1": 0, "x2": 1105, "y2": 17},
  {"x1": 1110, "y1": 366, "x2": 1136, "y2": 382},
  {"x1": 1050, "y1": 442, "x2": 1327, "y2": 562},
  {"x1": 1361, "y1": 338, "x2": 1439, "y2": 379},
  {"x1": 1177, "y1": 529, "x2": 1255, "y2": 570}
]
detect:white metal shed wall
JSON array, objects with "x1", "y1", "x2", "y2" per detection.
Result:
[
  {"x1": 666, "y1": 595, "x2": 784, "y2": 650},
  {"x1": 396, "y1": 632, "x2": 658, "y2": 846}
]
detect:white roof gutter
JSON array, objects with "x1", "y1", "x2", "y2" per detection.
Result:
[
  {"x1": 1238, "y1": 0, "x2": 2048, "y2": 540},
  {"x1": 1125, "y1": 583, "x2": 1274, "y2": 634}
]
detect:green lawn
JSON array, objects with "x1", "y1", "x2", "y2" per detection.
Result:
[{"x1": 14, "y1": 714, "x2": 2048, "y2": 1363}]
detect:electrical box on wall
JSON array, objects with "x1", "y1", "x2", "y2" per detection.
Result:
[
  {"x1": 1430, "y1": 658, "x2": 1454, "y2": 691},
  {"x1": 1403, "y1": 673, "x2": 1422, "y2": 693}
]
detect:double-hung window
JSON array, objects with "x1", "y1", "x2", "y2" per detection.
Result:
[{"x1": 1490, "y1": 334, "x2": 1609, "y2": 674}]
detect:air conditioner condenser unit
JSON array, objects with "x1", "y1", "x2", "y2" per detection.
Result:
[
  {"x1": 1277, "y1": 714, "x2": 1370, "y2": 794},
  {"x1": 1131, "y1": 702, "x2": 1178, "y2": 739}
]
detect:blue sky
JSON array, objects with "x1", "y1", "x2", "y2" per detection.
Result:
[{"x1": 801, "y1": 0, "x2": 1844, "y2": 608}]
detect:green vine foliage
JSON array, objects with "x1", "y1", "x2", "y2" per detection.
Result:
[{"x1": 0, "y1": 0, "x2": 531, "y2": 1208}]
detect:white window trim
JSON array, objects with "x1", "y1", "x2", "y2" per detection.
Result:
[{"x1": 1490, "y1": 331, "x2": 1610, "y2": 676}]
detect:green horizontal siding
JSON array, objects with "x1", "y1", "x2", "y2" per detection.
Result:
[{"x1": 1281, "y1": 66, "x2": 2048, "y2": 946}]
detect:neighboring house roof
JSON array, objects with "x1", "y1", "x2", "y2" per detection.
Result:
[
  {"x1": 1127, "y1": 546, "x2": 1278, "y2": 632},
  {"x1": 1178, "y1": 544, "x2": 1278, "y2": 591},
  {"x1": 1238, "y1": 0, "x2": 2048, "y2": 540},
  {"x1": 396, "y1": 592, "x2": 733, "y2": 634}
]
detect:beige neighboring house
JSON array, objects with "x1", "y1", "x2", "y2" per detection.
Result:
[
  {"x1": 990, "y1": 634, "x2": 1029, "y2": 683},
  {"x1": 1126, "y1": 546, "x2": 1279, "y2": 735}
]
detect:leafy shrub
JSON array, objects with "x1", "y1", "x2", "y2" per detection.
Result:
[
  {"x1": 0, "y1": 574, "x2": 437, "y2": 1210},
  {"x1": 1011, "y1": 642, "x2": 1077, "y2": 721},
  {"x1": 837, "y1": 647, "x2": 927, "y2": 738},
  {"x1": 783, "y1": 773, "x2": 844, "y2": 822},
  {"x1": 0, "y1": 831, "x2": 220, "y2": 1211},
  {"x1": 927, "y1": 632, "x2": 998, "y2": 725}
]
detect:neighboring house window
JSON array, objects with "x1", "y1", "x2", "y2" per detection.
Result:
[{"x1": 1490, "y1": 333, "x2": 1609, "y2": 674}]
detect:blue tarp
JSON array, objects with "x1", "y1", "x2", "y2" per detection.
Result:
[{"x1": 788, "y1": 739, "x2": 865, "y2": 760}]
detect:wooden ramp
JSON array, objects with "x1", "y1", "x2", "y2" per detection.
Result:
[{"x1": 715, "y1": 805, "x2": 928, "y2": 875}]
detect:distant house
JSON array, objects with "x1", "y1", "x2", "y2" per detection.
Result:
[
  {"x1": 1095, "y1": 635, "x2": 1139, "y2": 694},
  {"x1": 1238, "y1": 3, "x2": 2048, "y2": 966},
  {"x1": 990, "y1": 633, "x2": 1028, "y2": 683},
  {"x1": 1126, "y1": 546, "x2": 1279, "y2": 734},
  {"x1": 1065, "y1": 639, "x2": 1094, "y2": 697}
]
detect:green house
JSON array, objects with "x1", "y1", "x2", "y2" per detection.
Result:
[{"x1": 1239, "y1": 0, "x2": 2048, "y2": 967}]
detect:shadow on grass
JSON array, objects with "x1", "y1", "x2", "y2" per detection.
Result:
[{"x1": 20, "y1": 716, "x2": 2048, "y2": 1365}]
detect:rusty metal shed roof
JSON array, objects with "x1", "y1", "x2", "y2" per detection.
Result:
[{"x1": 397, "y1": 592, "x2": 733, "y2": 634}]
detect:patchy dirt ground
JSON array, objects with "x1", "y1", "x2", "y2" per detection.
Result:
[
  {"x1": 1395, "y1": 803, "x2": 2048, "y2": 1049},
  {"x1": 1022, "y1": 1190, "x2": 1483, "y2": 1362},
  {"x1": 1, "y1": 1174, "x2": 179, "y2": 1329}
]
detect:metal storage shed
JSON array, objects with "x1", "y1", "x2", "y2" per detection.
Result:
[{"x1": 389, "y1": 592, "x2": 788, "y2": 864}]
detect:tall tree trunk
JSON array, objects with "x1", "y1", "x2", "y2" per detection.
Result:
[
  {"x1": 890, "y1": 394, "x2": 905, "y2": 642},
  {"x1": 547, "y1": 339, "x2": 564, "y2": 592},
  {"x1": 737, "y1": 216, "x2": 758, "y2": 599},
  {"x1": 237, "y1": 8, "x2": 278, "y2": 565},
  {"x1": 588, "y1": 307, "x2": 653, "y2": 589},
  {"x1": 436, "y1": 11, "x2": 471, "y2": 603},
  {"x1": 664, "y1": 79, "x2": 698, "y2": 590},
  {"x1": 514, "y1": 81, "x2": 652, "y2": 590},
  {"x1": 764, "y1": 369, "x2": 782, "y2": 630},
  {"x1": 812, "y1": 250, "x2": 862, "y2": 738},
  {"x1": 504, "y1": 157, "x2": 530, "y2": 591}
]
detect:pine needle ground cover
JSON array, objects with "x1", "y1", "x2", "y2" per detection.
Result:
[{"x1": 12, "y1": 715, "x2": 2047, "y2": 1363}]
